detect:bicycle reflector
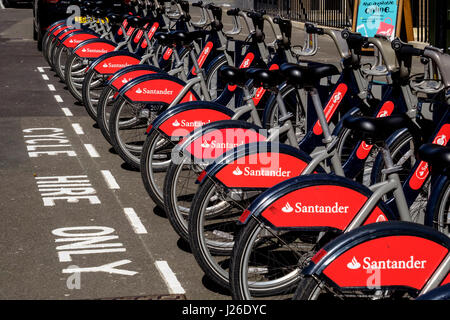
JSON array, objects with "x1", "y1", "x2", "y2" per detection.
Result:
[
  {"x1": 145, "y1": 124, "x2": 153, "y2": 134},
  {"x1": 311, "y1": 248, "x2": 327, "y2": 264},
  {"x1": 196, "y1": 170, "x2": 207, "y2": 184},
  {"x1": 239, "y1": 209, "x2": 251, "y2": 224}
]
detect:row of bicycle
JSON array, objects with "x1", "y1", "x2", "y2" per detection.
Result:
[{"x1": 40, "y1": 0, "x2": 450, "y2": 300}]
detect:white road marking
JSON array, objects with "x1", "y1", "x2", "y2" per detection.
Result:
[
  {"x1": 123, "y1": 208, "x2": 148, "y2": 234},
  {"x1": 54, "y1": 95, "x2": 63, "y2": 103},
  {"x1": 61, "y1": 108, "x2": 73, "y2": 116},
  {"x1": 48, "y1": 84, "x2": 56, "y2": 91},
  {"x1": 42, "y1": 74, "x2": 49, "y2": 80},
  {"x1": 71, "y1": 123, "x2": 84, "y2": 135},
  {"x1": 37, "y1": 67, "x2": 45, "y2": 73},
  {"x1": 101, "y1": 170, "x2": 120, "y2": 190},
  {"x1": 155, "y1": 261, "x2": 185, "y2": 294},
  {"x1": 84, "y1": 144, "x2": 100, "y2": 158}
]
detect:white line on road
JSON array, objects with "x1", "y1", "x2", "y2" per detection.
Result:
[
  {"x1": 42, "y1": 74, "x2": 49, "y2": 80},
  {"x1": 54, "y1": 95, "x2": 63, "y2": 103},
  {"x1": 71, "y1": 123, "x2": 84, "y2": 135},
  {"x1": 101, "y1": 170, "x2": 120, "y2": 189},
  {"x1": 84, "y1": 144, "x2": 100, "y2": 158},
  {"x1": 123, "y1": 208, "x2": 148, "y2": 234},
  {"x1": 155, "y1": 261, "x2": 185, "y2": 294},
  {"x1": 48, "y1": 84, "x2": 56, "y2": 91},
  {"x1": 61, "y1": 108, "x2": 73, "y2": 116},
  {"x1": 37, "y1": 67, "x2": 45, "y2": 73}
]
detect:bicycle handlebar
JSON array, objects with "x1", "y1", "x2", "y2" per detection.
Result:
[
  {"x1": 304, "y1": 23, "x2": 324, "y2": 35},
  {"x1": 227, "y1": 8, "x2": 240, "y2": 16},
  {"x1": 391, "y1": 39, "x2": 424, "y2": 57}
]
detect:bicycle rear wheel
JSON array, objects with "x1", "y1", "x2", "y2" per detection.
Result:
[{"x1": 230, "y1": 217, "x2": 320, "y2": 300}]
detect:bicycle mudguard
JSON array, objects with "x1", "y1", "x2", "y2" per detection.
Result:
[
  {"x1": 51, "y1": 24, "x2": 71, "y2": 38},
  {"x1": 45, "y1": 20, "x2": 67, "y2": 33},
  {"x1": 89, "y1": 51, "x2": 141, "y2": 75},
  {"x1": 60, "y1": 30, "x2": 99, "y2": 49},
  {"x1": 416, "y1": 284, "x2": 450, "y2": 300},
  {"x1": 72, "y1": 38, "x2": 117, "y2": 59},
  {"x1": 118, "y1": 73, "x2": 200, "y2": 104},
  {"x1": 148, "y1": 102, "x2": 235, "y2": 139},
  {"x1": 106, "y1": 65, "x2": 163, "y2": 91},
  {"x1": 56, "y1": 28, "x2": 81, "y2": 41},
  {"x1": 303, "y1": 221, "x2": 450, "y2": 293},
  {"x1": 174, "y1": 120, "x2": 268, "y2": 163},
  {"x1": 238, "y1": 174, "x2": 396, "y2": 229},
  {"x1": 197, "y1": 142, "x2": 324, "y2": 190}
]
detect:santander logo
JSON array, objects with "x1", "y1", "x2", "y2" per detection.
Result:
[
  {"x1": 313, "y1": 83, "x2": 347, "y2": 135},
  {"x1": 281, "y1": 202, "x2": 294, "y2": 213},
  {"x1": 435, "y1": 134, "x2": 447, "y2": 146},
  {"x1": 347, "y1": 257, "x2": 361, "y2": 270},
  {"x1": 415, "y1": 162, "x2": 429, "y2": 180},
  {"x1": 279, "y1": 201, "x2": 350, "y2": 214},
  {"x1": 378, "y1": 110, "x2": 389, "y2": 117},
  {"x1": 241, "y1": 57, "x2": 252, "y2": 68},
  {"x1": 232, "y1": 167, "x2": 243, "y2": 176},
  {"x1": 332, "y1": 91, "x2": 342, "y2": 103},
  {"x1": 200, "y1": 139, "x2": 210, "y2": 148},
  {"x1": 81, "y1": 47, "x2": 108, "y2": 54},
  {"x1": 231, "y1": 166, "x2": 292, "y2": 178},
  {"x1": 171, "y1": 119, "x2": 211, "y2": 128},
  {"x1": 102, "y1": 62, "x2": 132, "y2": 69},
  {"x1": 360, "y1": 141, "x2": 371, "y2": 151},
  {"x1": 346, "y1": 256, "x2": 427, "y2": 270},
  {"x1": 134, "y1": 87, "x2": 174, "y2": 95},
  {"x1": 326, "y1": 91, "x2": 344, "y2": 117},
  {"x1": 200, "y1": 139, "x2": 245, "y2": 149}
]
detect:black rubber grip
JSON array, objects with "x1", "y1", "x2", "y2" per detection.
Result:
[
  {"x1": 227, "y1": 8, "x2": 240, "y2": 16},
  {"x1": 305, "y1": 23, "x2": 324, "y2": 35},
  {"x1": 247, "y1": 10, "x2": 266, "y2": 19},
  {"x1": 400, "y1": 45, "x2": 424, "y2": 57}
]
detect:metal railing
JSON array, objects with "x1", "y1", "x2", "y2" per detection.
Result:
[
  {"x1": 255, "y1": 0, "x2": 354, "y2": 28},
  {"x1": 411, "y1": 0, "x2": 429, "y2": 43},
  {"x1": 254, "y1": 0, "x2": 434, "y2": 44}
]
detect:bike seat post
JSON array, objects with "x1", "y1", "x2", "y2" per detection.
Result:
[{"x1": 309, "y1": 87, "x2": 333, "y2": 144}]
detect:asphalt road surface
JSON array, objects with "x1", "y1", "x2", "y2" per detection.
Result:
[{"x1": 0, "y1": 7, "x2": 230, "y2": 300}]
